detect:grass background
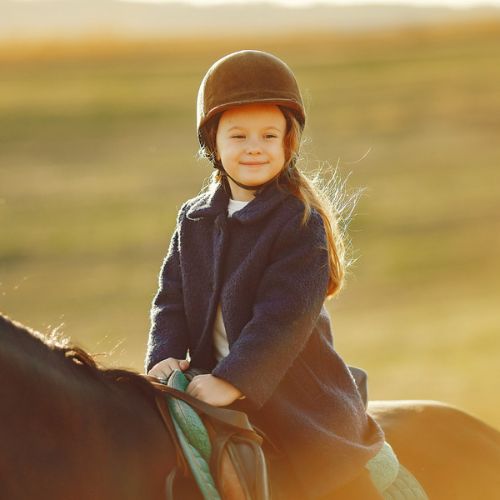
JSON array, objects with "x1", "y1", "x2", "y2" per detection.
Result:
[{"x1": 1, "y1": 21, "x2": 499, "y2": 428}]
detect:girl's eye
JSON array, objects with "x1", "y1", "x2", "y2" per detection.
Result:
[
  {"x1": 231, "y1": 135, "x2": 245, "y2": 139},
  {"x1": 265, "y1": 134, "x2": 278, "y2": 139}
]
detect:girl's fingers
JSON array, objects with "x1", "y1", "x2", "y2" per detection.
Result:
[
  {"x1": 168, "y1": 361, "x2": 179, "y2": 371},
  {"x1": 149, "y1": 367, "x2": 171, "y2": 380},
  {"x1": 163, "y1": 359, "x2": 188, "y2": 373},
  {"x1": 186, "y1": 378, "x2": 199, "y2": 397},
  {"x1": 149, "y1": 358, "x2": 175, "y2": 378},
  {"x1": 148, "y1": 357, "x2": 189, "y2": 379}
]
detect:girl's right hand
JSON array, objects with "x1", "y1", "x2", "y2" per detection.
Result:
[{"x1": 147, "y1": 357, "x2": 190, "y2": 381}]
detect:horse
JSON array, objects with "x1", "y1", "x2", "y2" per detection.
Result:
[{"x1": 1, "y1": 312, "x2": 499, "y2": 499}]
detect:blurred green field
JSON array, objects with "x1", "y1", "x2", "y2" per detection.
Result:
[{"x1": 1, "y1": 22, "x2": 499, "y2": 428}]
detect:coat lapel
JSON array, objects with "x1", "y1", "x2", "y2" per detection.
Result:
[
  {"x1": 186, "y1": 179, "x2": 292, "y2": 225},
  {"x1": 185, "y1": 181, "x2": 229, "y2": 221}
]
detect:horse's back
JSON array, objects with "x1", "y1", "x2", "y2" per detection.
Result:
[{"x1": 368, "y1": 400, "x2": 500, "y2": 500}]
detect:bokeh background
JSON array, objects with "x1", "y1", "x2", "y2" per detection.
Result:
[{"x1": 1, "y1": 1, "x2": 499, "y2": 429}]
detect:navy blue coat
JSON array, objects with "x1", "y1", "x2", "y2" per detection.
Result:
[{"x1": 146, "y1": 179, "x2": 384, "y2": 498}]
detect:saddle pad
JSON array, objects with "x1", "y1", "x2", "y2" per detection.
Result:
[
  {"x1": 166, "y1": 370, "x2": 212, "y2": 462},
  {"x1": 365, "y1": 441, "x2": 400, "y2": 492},
  {"x1": 365, "y1": 441, "x2": 428, "y2": 499},
  {"x1": 383, "y1": 464, "x2": 429, "y2": 500},
  {"x1": 166, "y1": 370, "x2": 221, "y2": 500}
]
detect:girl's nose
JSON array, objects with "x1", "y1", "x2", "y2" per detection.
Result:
[{"x1": 245, "y1": 137, "x2": 262, "y2": 154}]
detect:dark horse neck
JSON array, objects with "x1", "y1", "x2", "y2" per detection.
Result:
[
  {"x1": 0, "y1": 313, "x2": 182, "y2": 500},
  {"x1": 2, "y1": 314, "x2": 500, "y2": 499}
]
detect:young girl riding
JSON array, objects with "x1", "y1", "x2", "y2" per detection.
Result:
[{"x1": 146, "y1": 50, "x2": 386, "y2": 499}]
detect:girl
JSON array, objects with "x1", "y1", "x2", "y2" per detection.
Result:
[{"x1": 146, "y1": 50, "x2": 385, "y2": 499}]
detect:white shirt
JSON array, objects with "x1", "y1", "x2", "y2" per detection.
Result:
[
  {"x1": 212, "y1": 198, "x2": 251, "y2": 362},
  {"x1": 227, "y1": 198, "x2": 250, "y2": 217}
]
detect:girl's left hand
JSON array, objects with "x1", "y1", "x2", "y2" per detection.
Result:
[{"x1": 186, "y1": 374, "x2": 243, "y2": 407}]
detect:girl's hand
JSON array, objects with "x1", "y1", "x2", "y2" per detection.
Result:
[
  {"x1": 187, "y1": 374, "x2": 243, "y2": 407},
  {"x1": 148, "y1": 357, "x2": 190, "y2": 381}
]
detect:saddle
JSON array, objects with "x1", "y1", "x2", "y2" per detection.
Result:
[
  {"x1": 149, "y1": 367, "x2": 427, "y2": 499},
  {"x1": 149, "y1": 369, "x2": 270, "y2": 500}
]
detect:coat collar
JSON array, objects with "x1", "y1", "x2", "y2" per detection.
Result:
[{"x1": 186, "y1": 179, "x2": 292, "y2": 225}]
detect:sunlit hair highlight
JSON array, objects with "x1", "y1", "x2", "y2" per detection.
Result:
[{"x1": 197, "y1": 106, "x2": 362, "y2": 299}]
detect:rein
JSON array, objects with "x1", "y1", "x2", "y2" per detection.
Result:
[{"x1": 150, "y1": 381, "x2": 190, "y2": 480}]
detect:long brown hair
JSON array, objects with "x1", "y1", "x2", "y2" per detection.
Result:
[{"x1": 198, "y1": 106, "x2": 360, "y2": 299}]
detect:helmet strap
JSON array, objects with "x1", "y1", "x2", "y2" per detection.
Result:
[
  {"x1": 223, "y1": 170, "x2": 264, "y2": 191},
  {"x1": 218, "y1": 164, "x2": 291, "y2": 198}
]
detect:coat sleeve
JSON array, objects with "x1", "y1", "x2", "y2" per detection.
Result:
[
  {"x1": 144, "y1": 202, "x2": 189, "y2": 373},
  {"x1": 211, "y1": 209, "x2": 330, "y2": 409}
]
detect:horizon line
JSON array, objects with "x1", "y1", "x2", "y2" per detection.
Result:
[{"x1": 10, "y1": 0, "x2": 500, "y2": 6}]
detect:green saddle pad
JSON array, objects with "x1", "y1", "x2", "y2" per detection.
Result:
[
  {"x1": 163, "y1": 370, "x2": 428, "y2": 500},
  {"x1": 365, "y1": 441, "x2": 428, "y2": 499},
  {"x1": 165, "y1": 370, "x2": 221, "y2": 500}
]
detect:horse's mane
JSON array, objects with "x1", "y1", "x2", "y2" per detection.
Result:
[
  {"x1": 0, "y1": 312, "x2": 190, "y2": 500},
  {"x1": 63, "y1": 345, "x2": 157, "y2": 399},
  {"x1": 0, "y1": 312, "x2": 157, "y2": 402}
]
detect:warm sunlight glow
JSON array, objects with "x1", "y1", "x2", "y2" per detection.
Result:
[{"x1": 116, "y1": 0, "x2": 500, "y2": 8}]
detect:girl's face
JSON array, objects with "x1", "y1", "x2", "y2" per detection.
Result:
[{"x1": 216, "y1": 103, "x2": 287, "y2": 201}]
